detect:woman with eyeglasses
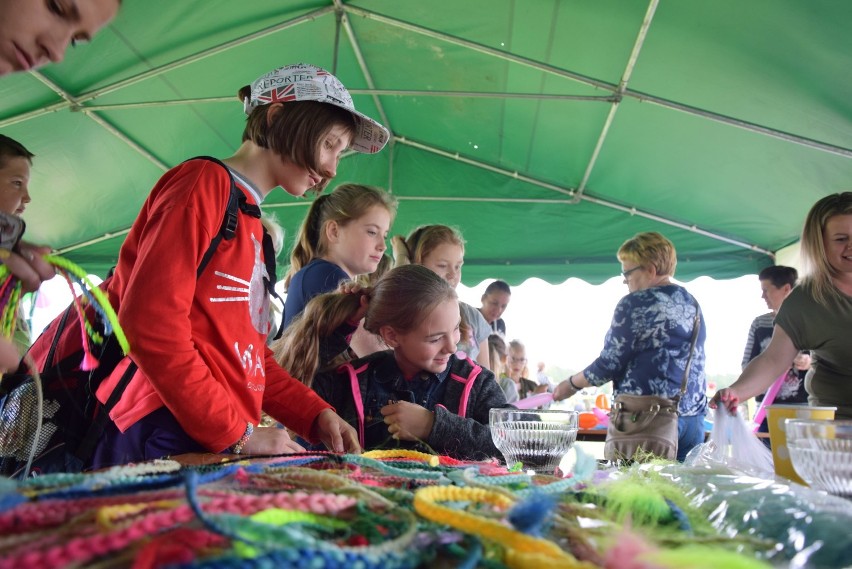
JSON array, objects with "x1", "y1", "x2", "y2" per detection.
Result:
[{"x1": 553, "y1": 231, "x2": 708, "y2": 461}]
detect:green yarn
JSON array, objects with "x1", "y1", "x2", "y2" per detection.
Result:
[
  {"x1": 597, "y1": 480, "x2": 673, "y2": 526},
  {"x1": 647, "y1": 545, "x2": 773, "y2": 569},
  {"x1": 43, "y1": 254, "x2": 129, "y2": 354}
]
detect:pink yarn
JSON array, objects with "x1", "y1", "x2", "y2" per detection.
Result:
[
  {"x1": 750, "y1": 371, "x2": 788, "y2": 432},
  {"x1": 0, "y1": 491, "x2": 357, "y2": 568}
]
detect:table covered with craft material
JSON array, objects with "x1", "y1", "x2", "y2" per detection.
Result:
[{"x1": 0, "y1": 448, "x2": 849, "y2": 568}]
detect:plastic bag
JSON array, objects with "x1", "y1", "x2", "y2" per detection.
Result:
[{"x1": 685, "y1": 407, "x2": 774, "y2": 478}]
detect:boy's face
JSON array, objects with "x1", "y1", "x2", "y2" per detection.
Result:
[{"x1": 0, "y1": 156, "x2": 31, "y2": 215}]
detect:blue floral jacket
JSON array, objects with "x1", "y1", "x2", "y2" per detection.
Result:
[{"x1": 584, "y1": 284, "x2": 707, "y2": 417}]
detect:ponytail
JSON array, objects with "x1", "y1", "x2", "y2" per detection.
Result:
[
  {"x1": 272, "y1": 287, "x2": 367, "y2": 386},
  {"x1": 390, "y1": 235, "x2": 412, "y2": 266},
  {"x1": 284, "y1": 194, "x2": 329, "y2": 289}
]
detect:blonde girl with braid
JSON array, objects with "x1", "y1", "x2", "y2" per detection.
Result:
[{"x1": 391, "y1": 225, "x2": 491, "y2": 369}]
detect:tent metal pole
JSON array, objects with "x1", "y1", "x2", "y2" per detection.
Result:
[
  {"x1": 574, "y1": 0, "x2": 659, "y2": 202},
  {"x1": 621, "y1": 89, "x2": 852, "y2": 159},
  {"x1": 77, "y1": 91, "x2": 616, "y2": 112},
  {"x1": 56, "y1": 229, "x2": 130, "y2": 255},
  {"x1": 30, "y1": 71, "x2": 169, "y2": 171},
  {"x1": 74, "y1": 6, "x2": 336, "y2": 104},
  {"x1": 344, "y1": 4, "x2": 852, "y2": 160},
  {"x1": 397, "y1": 136, "x2": 773, "y2": 257},
  {"x1": 335, "y1": 0, "x2": 395, "y2": 191},
  {"x1": 335, "y1": 1, "x2": 393, "y2": 141},
  {"x1": 263, "y1": 196, "x2": 576, "y2": 208},
  {"x1": 396, "y1": 137, "x2": 576, "y2": 197},
  {"x1": 83, "y1": 112, "x2": 169, "y2": 171},
  {"x1": 0, "y1": 101, "x2": 68, "y2": 129},
  {"x1": 343, "y1": 5, "x2": 615, "y2": 93}
]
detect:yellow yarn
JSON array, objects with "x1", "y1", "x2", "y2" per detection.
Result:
[
  {"x1": 413, "y1": 485, "x2": 596, "y2": 569},
  {"x1": 95, "y1": 500, "x2": 182, "y2": 528},
  {"x1": 363, "y1": 449, "x2": 440, "y2": 467}
]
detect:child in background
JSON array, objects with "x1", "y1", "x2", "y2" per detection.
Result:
[
  {"x1": 0, "y1": 135, "x2": 55, "y2": 365},
  {"x1": 278, "y1": 264, "x2": 511, "y2": 460},
  {"x1": 281, "y1": 184, "x2": 397, "y2": 369},
  {"x1": 505, "y1": 339, "x2": 543, "y2": 401},
  {"x1": 479, "y1": 280, "x2": 511, "y2": 336},
  {"x1": 391, "y1": 225, "x2": 491, "y2": 369},
  {"x1": 490, "y1": 333, "x2": 519, "y2": 403},
  {"x1": 0, "y1": 135, "x2": 54, "y2": 292}
]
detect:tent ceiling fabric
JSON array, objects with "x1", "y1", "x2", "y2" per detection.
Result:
[{"x1": 1, "y1": 0, "x2": 850, "y2": 285}]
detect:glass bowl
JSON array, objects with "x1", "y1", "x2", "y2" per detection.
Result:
[
  {"x1": 786, "y1": 419, "x2": 852, "y2": 497},
  {"x1": 490, "y1": 408, "x2": 579, "y2": 474}
]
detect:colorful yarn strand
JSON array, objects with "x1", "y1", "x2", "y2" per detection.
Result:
[{"x1": 44, "y1": 254, "x2": 129, "y2": 355}]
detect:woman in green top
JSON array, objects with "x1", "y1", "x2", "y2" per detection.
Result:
[{"x1": 714, "y1": 192, "x2": 852, "y2": 419}]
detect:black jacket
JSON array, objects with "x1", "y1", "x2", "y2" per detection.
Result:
[{"x1": 313, "y1": 351, "x2": 511, "y2": 460}]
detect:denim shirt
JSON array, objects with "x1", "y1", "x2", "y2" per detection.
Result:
[
  {"x1": 583, "y1": 284, "x2": 708, "y2": 417},
  {"x1": 313, "y1": 351, "x2": 511, "y2": 459}
]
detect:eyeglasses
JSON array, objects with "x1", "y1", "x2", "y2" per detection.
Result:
[{"x1": 621, "y1": 266, "x2": 643, "y2": 279}]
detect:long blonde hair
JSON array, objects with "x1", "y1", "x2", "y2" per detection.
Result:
[
  {"x1": 391, "y1": 224, "x2": 465, "y2": 266},
  {"x1": 391, "y1": 224, "x2": 470, "y2": 341},
  {"x1": 274, "y1": 265, "x2": 457, "y2": 385},
  {"x1": 284, "y1": 183, "x2": 398, "y2": 289},
  {"x1": 800, "y1": 191, "x2": 852, "y2": 306}
]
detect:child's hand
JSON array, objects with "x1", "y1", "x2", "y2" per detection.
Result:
[
  {"x1": 0, "y1": 242, "x2": 55, "y2": 292},
  {"x1": 336, "y1": 281, "x2": 370, "y2": 323},
  {"x1": 240, "y1": 426, "x2": 306, "y2": 455},
  {"x1": 0, "y1": 338, "x2": 19, "y2": 374},
  {"x1": 310, "y1": 408, "x2": 361, "y2": 454},
  {"x1": 380, "y1": 401, "x2": 434, "y2": 442},
  {"x1": 337, "y1": 281, "x2": 364, "y2": 295}
]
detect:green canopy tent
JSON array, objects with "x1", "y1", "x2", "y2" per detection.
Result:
[{"x1": 1, "y1": 0, "x2": 850, "y2": 285}]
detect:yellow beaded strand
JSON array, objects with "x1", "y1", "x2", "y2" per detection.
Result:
[{"x1": 413, "y1": 485, "x2": 597, "y2": 569}]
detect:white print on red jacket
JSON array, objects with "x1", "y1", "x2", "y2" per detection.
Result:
[{"x1": 210, "y1": 233, "x2": 272, "y2": 335}]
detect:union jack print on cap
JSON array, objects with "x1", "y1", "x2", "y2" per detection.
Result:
[{"x1": 245, "y1": 63, "x2": 389, "y2": 154}]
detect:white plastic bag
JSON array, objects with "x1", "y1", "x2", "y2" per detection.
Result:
[{"x1": 685, "y1": 407, "x2": 774, "y2": 478}]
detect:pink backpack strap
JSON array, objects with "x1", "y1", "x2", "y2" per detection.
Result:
[
  {"x1": 449, "y1": 358, "x2": 482, "y2": 418},
  {"x1": 341, "y1": 362, "x2": 370, "y2": 450}
]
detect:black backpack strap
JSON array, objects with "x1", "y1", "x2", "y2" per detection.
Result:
[
  {"x1": 188, "y1": 156, "x2": 282, "y2": 338},
  {"x1": 75, "y1": 356, "x2": 138, "y2": 462},
  {"x1": 186, "y1": 156, "x2": 261, "y2": 278}
]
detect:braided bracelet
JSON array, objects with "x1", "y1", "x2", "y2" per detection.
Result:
[{"x1": 230, "y1": 423, "x2": 254, "y2": 454}]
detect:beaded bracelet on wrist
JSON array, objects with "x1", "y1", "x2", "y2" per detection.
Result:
[{"x1": 229, "y1": 422, "x2": 254, "y2": 454}]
